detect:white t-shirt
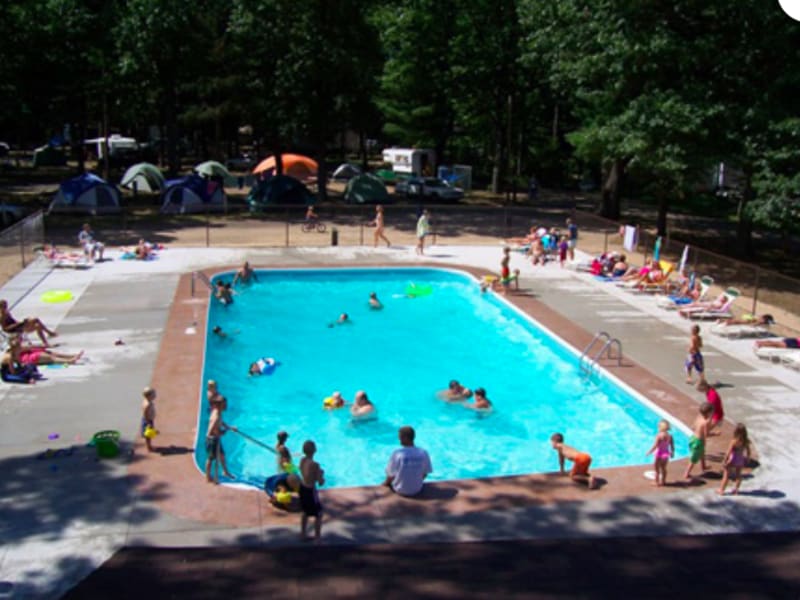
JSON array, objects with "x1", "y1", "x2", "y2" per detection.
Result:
[{"x1": 386, "y1": 446, "x2": 432, "y2": 496}]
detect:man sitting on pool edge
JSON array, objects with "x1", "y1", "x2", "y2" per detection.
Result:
[{"x1": 383, "y1": 426, "x2": 433, "y2": 497}]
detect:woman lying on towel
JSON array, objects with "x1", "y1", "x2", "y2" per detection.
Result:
[
  {"x1": 7, "y1": 335, "x2": 83, "y2": 366},
  {"x1": 678, "y1": 292, "x2": 729, "y2": 317}
]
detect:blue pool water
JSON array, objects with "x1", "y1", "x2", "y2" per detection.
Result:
[{"x1": 195, "y1": 267, "x2": 688, "y2": 489}]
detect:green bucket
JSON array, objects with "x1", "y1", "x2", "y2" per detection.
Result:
[{"x1": 92, "y1": 430, "x2": 120, "y2": 459}]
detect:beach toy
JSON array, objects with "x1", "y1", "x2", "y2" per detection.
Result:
[
  {"x1": 48, "y1": 433, "x2": 59, "y2": 440},
  {"x1": 405, "y1": 283, "x2": 433, "y2": 297},
  {"x1": 143, "y1": 426, "x2": 158, "y2": 439},
  {"x1": 41, "y1": 290, "x2": 73, "y2": 304},
  {"x1": 92, "y1": 430, "x2": 121, "y2": 458}
]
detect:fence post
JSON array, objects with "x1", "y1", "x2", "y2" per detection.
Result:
[
  {"x1": 19, "y1": 224, "x2": 26, "y2": 268},
  {"x1": 603, "y1": 231, "x2": 608, "y2": 253},
  {"x1": 205, "y1": 209, "x2": 210, "y2": 247},
  {"x1": 191, "y1": 272, "x2": 196, "y2": 297},
  {"x1": 285, "y1": 208, "x2": 290, "y2": 247},
  {"x1": 752, "y1": 266, "x2": 760, "y2": 315}
]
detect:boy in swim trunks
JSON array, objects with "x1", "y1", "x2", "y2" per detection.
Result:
[
  {"x1": 299, "y1": 440, "x2": 325, "y2": 541},
  {"x1": 685, "y1": 324, "x2": 706, "y2": 384},
  {"x1": 550, "y1": 433, "x2": 597, "y2": 489},
  {"x1": 684, "y1": 402, "x2": 714, "y2": 479},
  {"x1": 141, "y1": 387, "x2": 157, "y2": 452}
]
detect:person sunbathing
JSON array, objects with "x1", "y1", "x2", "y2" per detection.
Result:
[
  {"x1": 718, "y1": 314, "x2": 774, "y2": 327},
  {"x1": 0, "y1": 299, "x2": 57, "y2": 346},
  {"x1": 626, "y1": 263, "x2": 666, "y2": 288},
  {"x1": 754, "y1": 337, "x2": 799, "y2": 349},
  {"x1": 620, "y1": 259, "x2": 654, "y2": 281},
  {"x1": 678, "y1": 292, "x2": 729, "y2": 317},
  {"x1": 610, "y1": 255, "x2": 629, "y2": 277},
  {"x1": 7, "y1": 335, "x2": 83, "y2": 366}
]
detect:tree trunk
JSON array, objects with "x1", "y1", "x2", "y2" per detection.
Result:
[
  {"x1": 359, "y1": 130, "x2": 367, "y2": 170},
  {"x1": 165, "y1": 85, "x2": 179, "y2": 176},
  {"x1": 599, "y1": 158, "x2": 625, "y2": 220},
  {"x1": 656, "y1": 190, "x2": 669, "y2": 237}
]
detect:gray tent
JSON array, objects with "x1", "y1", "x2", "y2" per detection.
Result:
[
  {"x1": 120, "y1": 162, "x2": 165, "y2": 193},
  {"x1": 344, "y1": 174, "x2": 389, "y2": 204},
  {"x1": 332, "y1": 163, "x2": 362, "y2": 181}
]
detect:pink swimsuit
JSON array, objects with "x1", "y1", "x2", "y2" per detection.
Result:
[{"x1": 655, "y1": 437, "x2": 672, "y2": 461}]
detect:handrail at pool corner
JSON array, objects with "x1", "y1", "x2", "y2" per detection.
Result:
[{"x1": 191, "y1": 271, "x2": 214, "y2": 297}]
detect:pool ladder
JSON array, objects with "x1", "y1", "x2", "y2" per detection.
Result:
[
  {"x1": 579, "y1": 331, "x2": 623, "y2": 377},
  {"x1": 191, "y1": 271, "x2": 214, "y2": 296}
]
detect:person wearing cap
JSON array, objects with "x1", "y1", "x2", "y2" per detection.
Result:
[{"x1": 323, "y1": 391, "x2": 345, "y2": 409}]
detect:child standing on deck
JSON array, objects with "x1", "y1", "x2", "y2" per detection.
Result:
[
  {"x1": 558, "y1": 235, "x2": 569, "y2": 267},
  {"x1": 140, "y1": 387, "x2": 157, "y2": 452},
  {"x1": 684, "y1": 402, "x2": 714, "y2": 479},
  {"x1": 718, "y1": 424, "x2": 752, "y2": 496},
  {"x1": 299, "y1": 440, "x2": 325, "y2": 542},
  {"x1": 646, "y1": 420, "x2": 674, "y2": 486},
  {"x1": 685, "y1": 324, "x2": 706, "y2": 384},
  {"x1": 697, "y1": 381, "x2": 724, "y2": 434}
]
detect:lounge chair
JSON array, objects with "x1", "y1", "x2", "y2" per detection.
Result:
[
  {"x1": 680, "y1": 288, "x2": 740, "y2": 320},
  {"x1": 711, "y1": 321, "x2": 773, "y2": 339},
  {"x1": 657, "y1": 275, "x2": 714, "y2": 309},
  {"x1": 754, "y1": 346, "x2": 800, "y2": 363},
  {"x1": 781, "y1": 353, "x2": 800, "y2": 371},
  {"x1": 39, "y1": 247, "x2": 92, "y2": 269}
]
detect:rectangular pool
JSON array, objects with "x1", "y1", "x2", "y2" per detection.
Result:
[{"x1": 196, "y1": 267, "x2": 688, "y2": 488}]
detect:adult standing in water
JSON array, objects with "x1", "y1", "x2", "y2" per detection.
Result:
[
  {"x1": 372, "y1": 204, "x2": 391, "y2": 248},
  {"x1": 233, "y1": 261, "x2": 258, "y2": 286}
]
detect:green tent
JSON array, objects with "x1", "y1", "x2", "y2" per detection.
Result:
[
  {"x1": 344, "y1": 174, "x2": 389, "y2": 204},
  {"x1": 32, "y1": 145, "x2": 67, "y2": 168},
  {"x1": 120, "y1": 162, "x2": 165, "y2": 192},
  {"x1": 248, "y1": 175, "x2": 315, "y2": 209}
]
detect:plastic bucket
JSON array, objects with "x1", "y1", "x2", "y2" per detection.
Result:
[{"x1": 92, "y1": 430, "x2": 120, "y2": 458}]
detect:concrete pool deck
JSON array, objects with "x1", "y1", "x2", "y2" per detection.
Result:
[{"x1": 1, "y1": 244, "x2": 799, "y2": 598}]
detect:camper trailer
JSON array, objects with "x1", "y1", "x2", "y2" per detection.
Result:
[{"x1": 381, "y1": 148, "x2": 435, "y2": 176}]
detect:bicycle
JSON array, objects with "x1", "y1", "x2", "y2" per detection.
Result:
[{"x1": 301, "y1": 219, "x2": 327, "y2": 233}]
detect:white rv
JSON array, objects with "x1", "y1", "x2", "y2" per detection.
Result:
[{"x1": 382, "y1": 148, "x2": 435, "y2": 176}]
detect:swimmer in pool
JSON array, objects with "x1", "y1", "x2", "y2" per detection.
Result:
[
  {"x1": 328, "y1": 313, "x2": 349, "y2": 327},
  {"x1": 324, "y1": 391, "x2": 346, "y2": 409},
  {"x1": 368, "y1": 292, "x2": 383, "y2": 310},
  {"x1": 351, "y1": 390, "x2": 376, "y2": 418},
  {"x1": 464, "y1": 387, "x2": 492, "y2": 411},
  {"x1": 437, "y1": 379, "x2": 472, "y2": 401},
  {"x1": 249, "y1": 357, "x2": 276, "y2": 376}
]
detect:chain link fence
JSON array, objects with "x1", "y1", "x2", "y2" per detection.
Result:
[{"x1": 3, "y1": 203, "x2": 797, "y2": 335}]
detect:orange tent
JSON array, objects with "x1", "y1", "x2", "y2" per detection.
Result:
[{"x1": 252, "y1": 154, "x2": 318, "y2": 180}]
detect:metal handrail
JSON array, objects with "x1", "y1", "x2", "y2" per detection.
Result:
[{"x1": 579, "y1": 331, "x2": 623, "y2": 376}]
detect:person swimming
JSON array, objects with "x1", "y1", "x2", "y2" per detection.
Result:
[
  {"x1": 328, "y1": 313, "x2": 349, "y2": 327},
  {"x1": 437, "y1": 379, "x2": 472, "y2": 401},
  {"x1": 249, "y1": 357, "x2": 276, "y2": 376}
]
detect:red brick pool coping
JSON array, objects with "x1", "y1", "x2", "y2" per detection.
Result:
[{"x1": 128, "y1": 263, "x2": 741, "y2": 529}]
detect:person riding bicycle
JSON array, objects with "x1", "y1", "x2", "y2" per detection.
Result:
[{"x1": 305, "y1": 206, "x2": 319, "y2": 222}]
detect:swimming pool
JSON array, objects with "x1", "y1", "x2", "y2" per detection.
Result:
[{"x1": 195, "y1": 267, "x2": 689, "y2": 489}]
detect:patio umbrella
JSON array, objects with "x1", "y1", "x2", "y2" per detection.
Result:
[
  {"x1": 252, "y1": 154, "x2": 318, "y2": 179},
  {"x1": 678, "y1": 244, "x2": 690, "y2": 275},
  {"x1": 194, "y1": 160, "x2": 231, "y2": 178},
  {"x1": 653, "y1": 236, "x2": 662, "y2": 262}
]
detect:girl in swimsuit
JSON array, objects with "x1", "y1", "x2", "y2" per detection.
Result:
[
  {"x1": 372, "y1": 205, "x2": 390, "y2": 248},
  {"x1": 646, "y1": 419, "x2": 674, "y2": 486},
  {"x1": 718, "y1": 424, "x2": 751, "y2": 496}
]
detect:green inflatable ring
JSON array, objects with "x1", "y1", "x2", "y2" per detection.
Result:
[
  {"x1": 405, "y1": 283, "x2": 433, "y2": 297},
  {"x1": 40, "y1": 290, "x2": 74, "y2": 304}
]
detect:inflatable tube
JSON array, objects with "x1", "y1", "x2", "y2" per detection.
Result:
[
  {"x1": 405, "y1": 283, "x2": 433, "y2": 297},
  {"x1": 143, "y1": 426, "x2": 159, "y2": 439},
  {"x1": 264, "y1": 473, "x2": 290, "y2": 496},
  {"x1": 40, "y1": 290, "x2": 73, "y2": 304}
]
